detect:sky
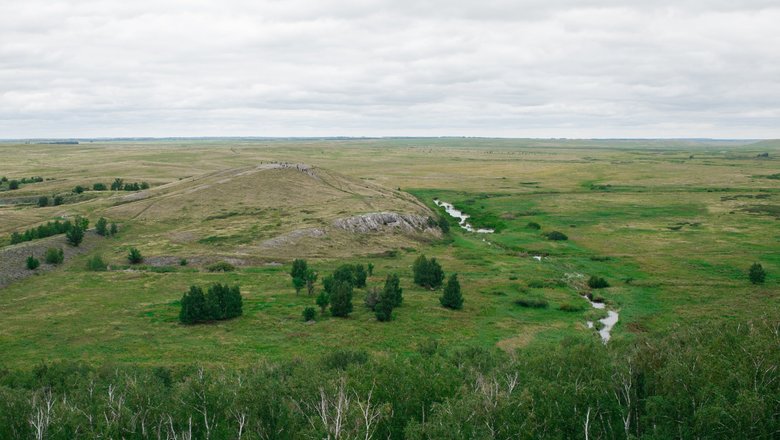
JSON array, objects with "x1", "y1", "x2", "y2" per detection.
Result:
[{"x1": 1, "y1": 0, "x2": 779, "y2": 139}]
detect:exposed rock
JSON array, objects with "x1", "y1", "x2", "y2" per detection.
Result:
[{"x1": 333, "y1": 212, "x2": 439, "y2": 235}]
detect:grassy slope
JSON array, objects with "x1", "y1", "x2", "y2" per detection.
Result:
[{"x1": 0, "y1": 139, "x2": 778, "y2": 367}]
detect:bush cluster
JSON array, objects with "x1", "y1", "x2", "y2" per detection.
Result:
[
  {"x1": 179, "y1": 283, "x2": 243, "y2": 324},
  {"x1": 9, "y1": 217, "x2": 86, "y2": 245},
  {"x1": 587, "y1": 276, "x2": 610, "y2": 289},
  {"x1": 412, "y1": 254, "x2": 444, "y2": 289}
]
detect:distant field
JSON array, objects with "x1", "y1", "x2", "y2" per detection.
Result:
[{"x1": 0, "y1": 138, "x2": 778, "y2": 366}]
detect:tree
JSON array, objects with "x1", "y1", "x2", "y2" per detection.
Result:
[
  {"x1": 110, "y1": 178, "x2": 124, "y2": 191},
  {"x1": 305, "y1": 269, "x2": 318, "y2": 295},
  {"x1": 365, "y1": 287, "x2": 381, "y2": 310},
  {"x1": 749, "y1": 263, "x2": 766, "y2": 284},
  {"x1": 354, "y1": 264, "x2": 367, "y2": 288},
  {"x1": 66, "y1": 225, "x2": 84, "y2": 247},
  {"x1": 546, "y1": 231, "x2": 568, "y2": 241},
  {"x1": 303, "y1": 307, "x2": 317, "y2": 322},
  {"x1": 44, "y1": 248, "x2": 64, "y2": 265},
  {"x1": 437, "y1": 216, "x2": 450, "y2": 233},
  {"x1": 72, "y1": 185, "x2": 84, "y2": 194},
  {"x1": 86, "y1": 255, "x2": 107, "y2": 271},
  {"x1": 384, "y1": 273, "x2": 403, "y2": 307},
  {"x1": 180, "y1": 286, "x2": 206, "y2": 324},
  {"x1": 8, "y1": 180, "x2": 19, "y2": 190},
  {"x1": 413, "y1": 255, "x2": 444, "y2": 289},
  {"x1": 10, "y1": 232, "x2": 22, "y2": 245},
  {"x1": 292, "y1": 277, "x2": 305, "y2": 295},
  {"x1": 92, "y1": 182, "x2": 107, "y2": 191},
  {"x1": 375, "y1": 294, "x2": 394, "y2": 322},
  {"x1": 367, "y1": 262, "x2": 375, "y2": 276},
  {"x1": 440, "y1": 274, "x2": 463, "y2": 310},
  {"x1": 128, "y1": 247, "x2": 143, "y2": 264},
  {"x1": 26, "y1": 255, "x2": 40, "y2": 270},
  {"x1": 110, "y1": 222, "x2": 118, "y2": 236},
  {"x1": 329, "y1": 281, "x2": 353, "y2": 317},
  {"x1": 37, "y1": 196, "x2": 48, "y2": 207},
  {"x1": 316, "y1": 290, "x2": 330, "y2": 314},
  {"x1": 53, "y1": 195, "x2": 64, "y2": 206},
  {"x1": 291, "y1": 259, "x2": 308, "y2": 280},
  {"x1": 95, "y1": 217, "x2": 108, "y2": 236}
]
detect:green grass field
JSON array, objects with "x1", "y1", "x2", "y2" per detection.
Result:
[{"x1": 1, "y1": 138, "x2": 778, "y2": 367}]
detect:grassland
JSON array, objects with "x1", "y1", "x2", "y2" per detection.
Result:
[{"x1": 0, "y1": 138, "x2": 778, "y2": 367}]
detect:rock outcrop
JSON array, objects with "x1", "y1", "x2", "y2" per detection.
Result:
[{"x1": 333, "y1": 212, "x2": 439, "y2": 235}]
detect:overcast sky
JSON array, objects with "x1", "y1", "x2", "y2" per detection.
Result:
[{"x1": 1, "y1": 0, "x2": 779, "y2": 139}]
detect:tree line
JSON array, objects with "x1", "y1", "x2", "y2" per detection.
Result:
[
  {"x1": 179, "y1": 283, "x2": 243, "y2": 324},
  {"x1": 0, "y1": 315, "x2": 776, "y2": 439}
]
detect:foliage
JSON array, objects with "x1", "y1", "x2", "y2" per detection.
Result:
[
  {"x1": 292, "y1": 276, "x2": 305, "y2": 295},
  {"x1": 65, "y1": 225, "x2": 84, "y2": 247},
  {"x1": 92, "y1": 182, "x2": 107, "y2": 191},
  {"x1": 72, "y1": 185, "x2": 84, "y2": 193},
  {"x1": 26, "y1": 255, "x2": 40, "y2": 270},
  {"x1": 329, "y1": 280, "x2": 353, "y2": 317},
  {"x1": 749, "y1": 263, "x2": 766, "y2": 284},
  {"x1": 179, "y1": 258, "x2": 188, "y2": 266},
  {"x1": 53, "y1": 195, "x2": 64, "y2": 206},
  {"x1": 587, "y1": 275, "x2": 610, "y2": 289},
  {"x1": 37, "y1": 196, "x2": 48, "y2": 207},
  {"x1": 316, "y1": 290, "x2": 330, "y2": 313},
  {"x1": 526, "y1": 221, "x2": 541, "y2": 230},
  {"x1": 179, "y1": 283, "x2": 243, "y2": 324},
  {"x1": 109, "y1": 222, "x2": 118, "y2": 236},
  {"x1": 302, "y1": 307, "x2": 317, "y2": 322},
  {"x1": 364, "y1": 287, "x2": 381, "y2": 310},
  {"x1": 290, "y1": 258, "x2": 308, "y2": 280},
  {"x1": 8, "y1": 180, "x2": 19, "y2": 190},
  {"x1": 546, "y1": 231, "x2": 568, "y2": 241},
  {"x1": 304, "y1": 269, "x2": 318, "y2": 295},
  {"x1": 439, "y1": 273, "x2": 463, "y2": 309},
  {"x1": 127, "y1": 247, "x2": 143, "y2": 264},
  {"x1": 9, "y1": 219, "x2": 75, "y2": 244},
  {"x1": 95, "y1": 217, "x2": 109, "y2": 236},
  {"x1": 367, "y1": 262, "x2": 374, "y2": 276},
  {"x1": 558, "y1": 302, "x2": 586, "y2": 312},
  {"x1": 437, "y1": 216, "x2": 450, "y2": 233},
  {"x1": 514, "y1": 298, "x2": 548, "y2": 308},
  {"x1": 412, "y1": 255, "x2": 444, "y2": 289},
  {"x1": 44, "y1": 247, "x2": 64, "y2": 265},
  {"x1": 110, "y1": 178, "x2": 124, "y2": 191},
  {"x1": 383, "y1": 273, "x2": 403, "y2": 308},
  {"x1": 206, "y1": 261, "x2": 235, "y2": 272},
  {"x1": 86, "y1": 255, "x2": 107, "y2": 271}
]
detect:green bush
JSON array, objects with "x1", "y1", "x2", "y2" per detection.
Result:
[
  {"x1": 53, "y1": 195, "x2": 64, "y2": 206},
  {"x1": 179, "y1": 258, "x2": 188, "y2": 266},
  {"x1": 44, "y1": 247, "x2": 64, "y2": 265},
  {"x1": 127, "y1": 247, "x2": 143, "y2": 264},
  {"x1": 749, "y1": 263, "x2": 766, "y2": 284},
  {"x1": 440, "y1": 274, "x2": 463, "y2": 310},
  {"x1": 36, "y1": 196, "x2": 49, "y2": 207},
  {"x1": 179, "y1": 283, "x2": 243, "y2": 324},
  {"x1": 316, "y1": 291, "x2": 330, "y2": 313},
  {"x1": 92, "y1": 182, "x2": 107, "y2": 191},
  {"x1": 526, "y1": 222, "x2": 541, "y2": 230},
  {"x1": 329, "y1": 280, "x2": 354, "y2": 317},
  {"x1": 302, "y1": 307, "x2": 317, "y2": 322},
  {"x1": 206, "y1": 261, "x2": 235, "y2": 272},
  {"x1": 587, "y1": 276, "x2": 610, "y2": 289},
  {"x1": 558, "y1": 302, "x2": 586, "y2": 312},
  {"x1": 514, "y1": 298, "x2": 549, "y2": 308},
  {"x1": 86, "y1": 255, "x2": 107, "y2": 271},
  {"x1": 26, "y1": 255, "x2": 40, "y2": 270},
  {"x1": 72, "y1": 185, "x2": 84, "y2": 194},
  {"x1": 95, "y1": 217, "x2": 109, "y2": 236},
  {"x1": 413, "y1": 254, "x2": 444, "y2": 289},
  {"x1": 546, "y1": 231, "x2": 568, "y2": 241},
  {"x1": 65, "y1": 225, "x2": 84, "y2": 247}
]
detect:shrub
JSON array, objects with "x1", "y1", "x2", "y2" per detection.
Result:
[
  {"x1": 329, "y1": 280, "x2": 353, "y2": 317},
  {"x1": 86, "y1": 255, "x2": 107, "y2": 271},
  {"x1": 37, "y1": 196, "x2": 49, "y2": 207},
  {"x1": 367, "y1": 262, "x2": 374, "y2": 276},
  {"x1": 179, "y1": 258, "x2": 188, "y2": 266},
  {"x1": 8, "y1": 180, "x2": 19, "y2": 190},
  {"x1": 546, "y1": 231, "x2": 568, "y2": 241},
  {"x1": 95, "y1": 217, "x2": 109, "y2": 236},
  {"x1": 109, "y1": 222, "x2": 118, "y2": 236},
  {"x1": 127, "y1": 247, "x2": 143, "y2": 264},
  {"x1": 526, "y1": 222, "x2": 541, "y2": 230},
  {"x1": 587, "y1": 276, "x2": 610, "y2": 289},
  {"x1": 44, "y1": 247, "x2": 64, "y2": 265},
  {"x1": 26, "y1": 255, "x2": 40, "y2": 270},
  {"x1": 316, "y1": 290, "x2": 330, "y2": 313},
  {"x1": 558, "y1": 302, "x2": 586, "y2": 312},
  {"x1": 413, "y1": 254, "x2": 445, "y2": 289},
  {"x1": 515, "y1": 298, "x2": 548, "y2": 308},
  {"x1": 292, "y1": 276, "x2": 305, "y2": 295},
  {"x1": 92, "y1": 183, "x2": 107, "y2": 191},
  {"x1": 66, "y1": 225, "x2": 84, "y2": 247},
  {"x1": 375, "y1": 296, "x2": 393, "y2": 321},
  {"x1": 302, "y1": 307, "x2": 317, "y2": 322},
  {"x1": 322, "y1": 349, "x2": 368, "y2": 370},
  {"x1": 53, "y1": 195, "x2": 64, "y2": 206},
  {"x1": 110, "y1": 178, "x2": 124, "y2": 191},
  {"x1": 364, "y1": 287, "x2": 380, "y2": 310},
  {"x1": 440, "y1": 273, "x2": 464, "y2": 310},
  {"x1": 72, "y1": 185, "x2": 84, "y2": 194},
  {"x1": 749, "y1": 263, "x2": 766, "y2": 284},
  {"x1": 206, "y1": 261, "x2": 235, "y2": 272},
  {"x1": 437, "y1": 216, "x2": 450, "y2": 233},
  {"x1": 290, "y1": 259, "x2": 308, "y2": 280}
]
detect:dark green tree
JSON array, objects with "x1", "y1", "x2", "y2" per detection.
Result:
[
  {"x1": 110, "y1": 178, "x2": 124, "y2": 191},
  {"x1": 92, "y1": 182, "x2": 107, "y2": 191},
  {"x1": 587, "y1": 276, "x2": 609, "y2": 289},
  {"x1": 66, "y1": 225, "x2": 84, "y2": 247},
  {"x1": 354, "y1": 264, "x2": 367, "y2": 288},
  {"x1": 329, "y1": 280, "x2": 353, "y2": 317},
  {"x1": 440, "y1": 274, "x2": 464, "y2": 310},
  {"x1": 316, "y1": 290, "x2": 330, "y2": 314},
  {"x1": 26, "y1": 255, "x2": 40, "y2": 270},
  {"x1": 8, "y1": 180, "x2": 19, "y2": 190},
  {"x1": 44, "y1": 247, "x2": 64, "y2": 265},
  {"x1": 179, "y1": 286, "x2": 206, "y2": 324},
  {"x1": 303, "y1": 307, "x2": 316, "y2": 321},
  {"x1": 37, "y1": 196, "x2": 48, "y2": 207},
  {"x1": 749, "y1": 263, "x2": 766, "y2": 284},
  {"x1": 292, "y1": 277, "x2": 305, "y2": 295},
  {"x1": 305, "y1": 269, "x2": 318, "y2": 295},
  {"x1": 367, "y1": 263, "x2": 374, "y2": 276},
  {"x1": 72, "y1": 185, "x2": 84, "y2": 194},
  {"x1": 10, "y1": 232, "x2": 22, "y2": 244},
  {"x1": 374, "y1": 293, "x2": 394, "y2": 322},
  {"x1": 413, "y1": 255, "x2": 444, "y2": 289},
  {"x1": 437, "y1": 216, "x2": 450, "y2": 233},
  {"x1": 290, "y1": 259, "x2": 308, "y2": 281},
  {"x1": 53, "y1": 195, "x2": 64, "y2": 206},
  {"x1": 109, "y1": 222, "x2": 118, "y2": 236},
  {"x1": 127, "y1": 247, "x2": 143, "y2": 264},
  {"x1": 95, "y1": 217, "x2": 108, "y2": 236},
  {"x1": 384, "y1": 273, "x2": 403, "y2": 307}
]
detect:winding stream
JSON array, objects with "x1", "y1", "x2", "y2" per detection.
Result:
[
  {"x1": 584, "y1": 296, "x2": 619, "y2": 343},
  {"x1": 433, "y1": 199, "x2": 494, "y2": 233}
]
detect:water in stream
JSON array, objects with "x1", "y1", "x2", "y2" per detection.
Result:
[{"x1": 433, "y1": 199, "x2": 494, "y2": 233}]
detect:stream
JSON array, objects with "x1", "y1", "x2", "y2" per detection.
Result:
[
  {"x1": 433, "y1": 199, "x2": 494, "y2": 233},
  {"x1": 584, "y1": 296, "x2": 619, "y2": 343}
]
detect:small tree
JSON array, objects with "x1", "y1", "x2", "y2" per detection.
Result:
[
  {"x1": 437, "y1": 216, "x2": 450, "y2": 233},
  {"x1": 316, "y1": 291, "x2": 330, "y2": 314},
  {"x1": 44, "y1": 248, "x2": 64, "y2": 265},
  {"x1": 26, "y1": 255, "x2": 40, "y2": 270},
  {"x1": 37, "y1": 196, "x2": 48, "y2": 207},
  {"x1": 110, "y1": 178, "x2": 124, "y2": 191},
  {"x1": 92, "y1": 183, "x2": 107, "y2": 191},
  {"x1": 291, "y1": 259, "x2": 308, "y2": 280},
  {"x1": 95, "y1": 217, "x2": 108, "y2": 236},
  {"x1": 303, "y1": 307, "x2": 317, "y2": 322},
  {"x1": 66, "y1": 225, "x2": 84, "y2": 247},
  {"x1": 367, "y1": 263, "x2": 375, "y2": 276},
  {"x1": 8, "y1": 180, "x2": 19, "y2": 190},
  {"x1": 86, "y1": 255, "x2": 107, "y2": 271},
  {"x1": 749, "y1": 263, "x2": 766, "y2": 284},
  {"x1": 305, "y1": 269, "x2": 318, "y2": 295},
  {"x1": 413, "y1": 255, "x2": 444, "y2": 289},
  {"x1": 109, "y1": 222, "x2": 118, "y2": 236},
  {"x1": 329, "y1": 281, "x2": 353, "y2": 317},
  {"x1": 375, "y1": 294, "x2": 393, "y2": 322},
  {"x1": 53, "y1": 195, "x2": 64, "y2": 206},
  {"x1": 440, "y1": 274, "x2": 464, "y2": 310},
  {"x1": 72, "y1": 185, "x2": 84, "y2": 194},
  {"x1": 292, "y1": 276, "x2": 305, "y2": 295},
  {"x1": 128, "y1": 247, "x2": 143, "y2": 264},
  {"x1": 354, "y1": 264, "x2": 367, "y2": 288},
  {"x1": 384, "y1": 273, "x2": 403, "y2": 307},
  {"x1": 180, "y1": 286, "x2": 206, "y2": 324}
]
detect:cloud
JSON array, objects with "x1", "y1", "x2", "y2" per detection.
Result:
[{"x1": 0, "y1": 0, "x2": 778, "y2": 138}]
